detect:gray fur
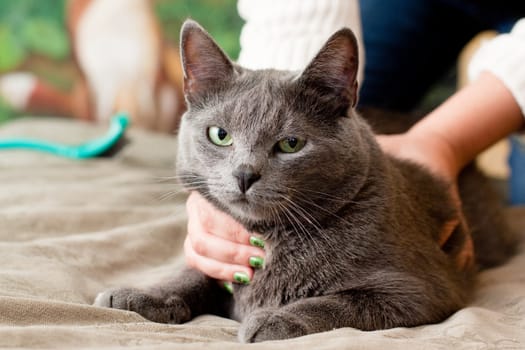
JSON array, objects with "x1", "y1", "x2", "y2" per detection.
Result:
[{"x1": 95, "y1": 20, "x2": 516, "y2": 342}]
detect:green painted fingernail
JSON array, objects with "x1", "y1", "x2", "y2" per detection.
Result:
[
  {"x1": 223, "y1": 282, "x2": 233, "y2": 294},
  {"x1": 249, "y1": 236, "x2": 265, "y2": 248},
  {"x1": 249, "y1": 256, "x2": 264, "y2": 268},
  {"x1": 233, "y1": 272, "x2": 250, "y2": 284}
]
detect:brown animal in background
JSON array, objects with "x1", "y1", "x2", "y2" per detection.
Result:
[{"x1": 0, "y1": 0, "x2": 185, "y2": 133}]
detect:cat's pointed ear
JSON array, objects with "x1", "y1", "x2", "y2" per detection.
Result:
[
  {"x1": 298, "y1": 28, "x2": 359, "y2": 109},
  {"x1": 180, "y1": 20, "x2": 234, "y2": 102}
]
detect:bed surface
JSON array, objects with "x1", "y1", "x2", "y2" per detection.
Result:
[{"x1": 1, "y1": 117, "x2": 525, "y2": 349}]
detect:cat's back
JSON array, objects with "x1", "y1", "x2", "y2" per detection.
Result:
[{"x1": 359, "y1": 107, "x2": 517, "y2": 270}]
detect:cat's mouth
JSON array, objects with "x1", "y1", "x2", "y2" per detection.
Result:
[
  {"x1": 230, "y1": 195, "x2": 253, "y2": 211},
  {"x1": 231, "y1": 195, "x2": 249, "y2": 204},
  {"x1": 226, "y1": 193, "x2": 267, "y2": 222}
]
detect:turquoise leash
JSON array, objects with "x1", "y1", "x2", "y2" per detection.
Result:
[{"x1": 0, "y1": 113, "x2": 130, "y2": 159}]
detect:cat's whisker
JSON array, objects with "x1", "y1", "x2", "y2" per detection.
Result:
[
  {"x1": 155, "y1": 177, "x2": 215, "y2": 203},
  {"x1": 279, "y1": 194, "x2": 323, "y2": 228},
  {"x1": 277, "y1": 191, "x2": 356, "y2": 259},
  {"x1": 298, "y1": 188, "x2": 350, "y2": 203},
  {"x1": 277, "y1": 194, "x2": 336, "y2": 266},
  {"x1": 266, "y1": 200, "x2": 286, "y2": 241},
  {"x1": 285, "y1": 203, "x2": 334, "y2": 268},
  {"x1": 288, "y1": 191, "x2": 357, "y2": 227},
  {"x1": 270, "y1": 194, "x2": 318, "y2": 242},
  {"x1": 272, "y1": 201, "x2": 287, "y2": 232},
  {"x1": 153, "y1": 176, "x2": 181, "y2": 184},
  {"x1": 287, "y1": 187, "x2": 364, "y2": 206},
  {"x1": 159, "y1": 174, "x2": 200, "y2": 181},
  {"x1": 275, "y1": 200, "x2": 309, "y2": 250},
  {"x1": 178, "y1": 180, "x2": 208, "y2": 186},
  {"x1": 157, "y1": 188, "x2": 190, "y2": 202}
]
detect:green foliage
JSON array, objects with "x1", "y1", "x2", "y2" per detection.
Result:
[
  {"x1": 0, "y1": 99, "x2": 18, "y2": 124},
  {"x1": 0, "y1": 25, "x2": 26, "y2": 71},
  {"x1": 0, "y1": 0, "x2": 242, "y2": 67},
  {"x1": 155, "y1": 0, "x2": 243, "y2": 59},
  {"x1": 0, "y1": 0, "x2": 69, "y2": 72},
  {"x1": 0, "y1": 0, "x2": 242, "y2": 124},
  {"x1": 23, "y1": 18, "x2": 69, "y2": 60}
]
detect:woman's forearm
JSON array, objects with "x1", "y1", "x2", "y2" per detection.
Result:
[{"x1": 408, "y1": 72, "x2": 524, "y2": 175}]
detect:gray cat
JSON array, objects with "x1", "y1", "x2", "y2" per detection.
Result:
[{"x1": 94, "y1": 20, "x2": 516, "y2": 343}]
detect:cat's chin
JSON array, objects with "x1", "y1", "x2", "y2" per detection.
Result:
[{"x1": 227, "y1": 197, "x2": 266, "y2": 224}]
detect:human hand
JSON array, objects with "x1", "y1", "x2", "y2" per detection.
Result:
[
  {"x1": 376, "y1": 130, "x2": 460, "y2": 181},
  {"x1": 184, "y1": 192, "x2": 265, "y2": 285},
  {"x1": 377, "y1": 132, "x2": 473, "y2": 270}
]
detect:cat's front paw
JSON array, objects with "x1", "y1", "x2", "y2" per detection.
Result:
[
  {"x1": 238, "y1": 308, "x2": 309, "y2": 343},
  {"x1": 94, "y1": 288, "x2": 191, "y2": 324}
]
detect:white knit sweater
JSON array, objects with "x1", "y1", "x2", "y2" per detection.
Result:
[
  {"x1": 236, "y1": 0, "x2": 364, "y2": 83},
  {"x1": 237, "y1": 1, "x2": 525, "y2": 116},
  {"x1": 468, "y1": 19, "x2": 525, "y2": 116}
]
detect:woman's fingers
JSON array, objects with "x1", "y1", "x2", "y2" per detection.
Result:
[
  {"x1": 189, "y1": 192, "x2": 253, "y2": 245},
  {"x1": 187, "y1": 211, "x2": 264, "y2": 267},
  {"x1": 184, "y1": 191, "x2": 265, "y2": 283},
  {"x1": 184, "y1": 237, "x2": 254, "y2": 283}
]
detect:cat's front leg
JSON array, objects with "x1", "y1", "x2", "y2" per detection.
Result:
[
  {"x1": 239, "y1": 294, "x2": 362, "y2": 343},
  {"x1": 238, "y1": 307, "x2": 311, "y2": 343},
  {"x1": 239, "y1": 294, "x2": 350, "y2": 343},
  {"x1": 94, "y1": 287, "x2": 191, "y2": 324},
  {"x1": 94, "y1": 266, "x2": 231, "y2": 324},
  {"x1": 240, "y1": 280, "x2": 464, "y2": 343}
]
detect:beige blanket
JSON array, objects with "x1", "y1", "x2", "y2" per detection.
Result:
[{"x1": 1, "y1": 117, "x2": 525, "y2": 349}]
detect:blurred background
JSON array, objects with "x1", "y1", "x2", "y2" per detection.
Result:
[
  {"x1": 0, "y1": 0, "x2": 525, "y2": 201},
  {"x1": 0, "y1": 0, "x2": 243, "y2": 124}
]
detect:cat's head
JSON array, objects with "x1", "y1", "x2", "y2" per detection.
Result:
[{"x1": 176, "y1": 20, "x2": 374, "y2": 227}]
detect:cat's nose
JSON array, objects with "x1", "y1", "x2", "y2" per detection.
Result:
[{"x1": 233, "y1": 166, "x2": 261, "y2": 194}]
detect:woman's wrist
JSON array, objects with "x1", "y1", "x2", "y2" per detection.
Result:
[
  {"x1": 407, "y1": 72, "x2": 523, "y2": 175},
  {"x1": 405, "y1": 122, "x2": 463, "y2": 179}
]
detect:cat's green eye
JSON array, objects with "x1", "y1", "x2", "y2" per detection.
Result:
[
  {"x1": 277, "y1": 137, "x2": 305, "y2": 153},
  {"x1": 208, "y1": 126, "x2": 233, "y2": 146}
]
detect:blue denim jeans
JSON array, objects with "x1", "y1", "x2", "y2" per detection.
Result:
[
  {"x1": 358, "y1": 0, "x2": 524, "y2": 111},
  {"x1": 358, "y1": 0, "x2": 525, "y2": 204},
  {"x1": 510, "y1": 136, "x2": 525, "y2": 205}
]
